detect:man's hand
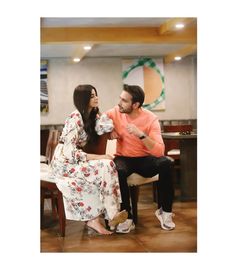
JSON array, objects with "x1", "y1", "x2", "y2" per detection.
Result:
[{"x1": 126, "y1": 123, "x2": 144, "y2": 138}]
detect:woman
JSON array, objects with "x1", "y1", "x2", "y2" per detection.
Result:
[{"x1": 50, "y1": 84, "x2": 127, "y2": 235}]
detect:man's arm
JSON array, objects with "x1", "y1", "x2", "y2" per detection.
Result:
[{"x1": 126, "y1": 119, "x2": 165, "y2": 157}]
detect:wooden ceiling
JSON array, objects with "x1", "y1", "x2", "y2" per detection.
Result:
[{"x1": 41, "y1": 17, "x2": 197, "y2": 63}]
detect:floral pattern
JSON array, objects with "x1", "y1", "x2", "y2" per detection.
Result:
[{"x1": 50, "y1": 110, "x2": 121, "y2": 221}]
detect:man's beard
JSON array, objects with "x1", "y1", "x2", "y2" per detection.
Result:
[{"x1": 118, "y1": 105, "x2": 133, "y2": 114}]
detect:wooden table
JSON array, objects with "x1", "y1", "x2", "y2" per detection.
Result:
[{"x1": 162, "y1": 132, "x2": 197, "y2": 201}]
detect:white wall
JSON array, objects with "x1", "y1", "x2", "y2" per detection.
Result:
[
  {"x1": 41, "y1": 56, "x2": 197, "y2": 125},
  {"x1": 161, "y1": 55, "x2": 197, "y2": 120}
]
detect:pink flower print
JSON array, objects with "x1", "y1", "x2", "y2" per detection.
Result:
[
  {"x1": 113, "y1": 187, "x2": 118, "y2": 197},
  {"x1": 63, "y1": 173, "x2": 68, "y2": 177},
  {"x1": 110, "y1": 161, "x2": 114, "y2": 167},
  {"x1": 70, "y1": 113, "x2": 75, "y2": 118},
  {"x1": 79, "y1": 202, "x2": 84, "y2": 207},
  {"x1": 87, "y1": 206, "x2": 91, "y2": 211},
  {"x1": 84, "y1": 173, "x2": 90, "y2": 177},
  {"x1": 77, "y1": 120, "x2": 82, "y2": 126},
  {"x1": 81, "y1": 167, "x2": 87, "y2": 172},
  {"x1": 70, "y1": 168, "x2": 75, "y2": 173},
  {"x1": 76, "y1": 187, "x2": 82, "y2": 192},
  {"x1": 71, "y1": 182, "x2": 76, "y2": 186},
  {"x1": 103, "y1": 181, "x2": 107, "y2": 187},
  {"x1": 94, "y1": 170, "x2": 98, "y2": 175}
]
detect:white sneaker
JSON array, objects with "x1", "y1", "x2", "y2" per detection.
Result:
[
  {"x1": 155, "y1": 208, "x2": 175, "y2": 230},
  {"x1": 109, "y1": 226, "x2": 115, "y2": 231},
  {"x1": 116, "y1": 219, "x2": 135, "y2": 234}
]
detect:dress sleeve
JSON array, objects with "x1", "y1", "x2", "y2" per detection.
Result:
[
  {"x1": 61, "y1": 114, "x2": 87, "y2": 163},
  {"x1": 95, "y1": 113, "x2": 114, "y2": 135}
]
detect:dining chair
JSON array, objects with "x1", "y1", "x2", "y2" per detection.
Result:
[
  {"x1": 162, "y1": 124, "x2": 193, "y2": 196},
  {"x1": 40, "y1": 129, "x2": 49, "y2": 163},
  {"x1": 127, "y1": 173, "x2": 159, "y2": 224},
  {"x1": 40, "y1": 163, "x2": 65, "y2": 235},
  {"x1": 40, "y1": 129, "x2": 62, "y2": 230},
  {"x1": 162, "y1": 124, "x2": 193, "y2": 159}
]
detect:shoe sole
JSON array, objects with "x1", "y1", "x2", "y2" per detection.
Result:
[
  {"x1": 155, "y1": 211, "x2": 175, "y2": 231},
  {"x1": 109, "y1": 210, "x2": 128, "y2": 227},
  {"x1": 116, "y1": 223, "x2": 135, "y2": 234}
]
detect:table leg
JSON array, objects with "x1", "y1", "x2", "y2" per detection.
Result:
[{"x1": 180, "y1": 139, "x2": 197, "y2": 201}]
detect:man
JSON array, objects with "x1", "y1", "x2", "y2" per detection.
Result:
[{"x1": 106, "y1": 84, "x2": 175, "y2": 233}]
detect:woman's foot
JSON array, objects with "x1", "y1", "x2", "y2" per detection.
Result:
[
  {"x1": 86, "y1": 217, "x2": 113, "y2": 235},
  {"x1": 108, "y1": 210, "x2": 128, "y2": 227}
]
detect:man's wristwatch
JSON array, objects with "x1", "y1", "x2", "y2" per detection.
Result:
[{"x1": 139, "y1": 133, "x2": 147, "y2": 140}]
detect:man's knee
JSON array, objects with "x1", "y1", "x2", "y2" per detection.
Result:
[
  {"x1": 114, "y1": 158, "x2": 128, "y2": 173},
  {"x1": 158, "y1": 156, "x2": 173, "y2": 168}
]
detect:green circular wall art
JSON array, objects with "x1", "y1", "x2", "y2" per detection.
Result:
[{"x1": 122, "y1": 57, "x2": 165, "y2": 110}]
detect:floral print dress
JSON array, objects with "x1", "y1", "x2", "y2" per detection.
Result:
[{"x1": 50, "y1": 110, "x2": 121, "y2": 221}]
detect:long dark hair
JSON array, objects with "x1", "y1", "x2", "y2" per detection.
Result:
[{"x1": 73, "y1": 84, "x2": 99, "y2": 145}]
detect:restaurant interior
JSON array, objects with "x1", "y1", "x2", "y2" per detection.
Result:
[{"x1": 40, "y1": 17, "x2": 197, "y2": 253}]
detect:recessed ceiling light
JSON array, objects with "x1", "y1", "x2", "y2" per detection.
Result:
[
  {"x1": 83, "y1": 45, "x2": 92, "y2": 50},
  {"x1": 73, "y1": 58, "x2": 80, "y2": 62},
  {"x1": 174, "y1": 56, "x2": 182, "y2": 61},
  {"x1": 175, "y1": 23, "x2": 184, "y2": 29}
]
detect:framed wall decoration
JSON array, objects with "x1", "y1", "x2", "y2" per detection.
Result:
[
  {"x1": 40, "y1": 60, "x2": 49, "y2": 113},
  {"x1": 122, "y1": 57, "x2": 165, "y2": 111}
]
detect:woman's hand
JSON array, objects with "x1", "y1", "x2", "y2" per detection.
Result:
[
  {"x1": 109, "y1": 130, "x2": 119, "y2": 140},
  {"x1": 102, "y1": 154, "x2": 114, "y2": 160},
  {"x1": 87, "y1": 154, "x2": 114, "y2": 160}
]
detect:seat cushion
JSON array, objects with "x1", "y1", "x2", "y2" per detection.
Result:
[
  {"x1": 40, "y1": 163, "x2": 50, "y2": 171},
  {"x1": 127, "y1": 173, "x2": 159, "y2": 186},
  {"x1": 40, "y1": 155, "x2": 47, "y2": 163},
  {"x1": 40, "y1": 163, "x2": 56, "y2": 183},
  {"x1": 167, "y1": 149, "x2": 180, "y2": 156}
]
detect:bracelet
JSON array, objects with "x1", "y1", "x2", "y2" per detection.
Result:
[{"x1": 139, "y1": 134, "x2": 147, "y2": 140}]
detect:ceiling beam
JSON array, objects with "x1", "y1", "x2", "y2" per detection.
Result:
[
  {"x1": 41, "y1": 26, "x2": 196, "y2": 44},
  {"x1": 164, "y1": 44, "x2": 197, "y2": 64},
  {"x1": 159, "y1": 18, "x2": 196, "y2": 35},
  {"x1": 70, "y1": 44, "x2": 94, "y2": 62}
]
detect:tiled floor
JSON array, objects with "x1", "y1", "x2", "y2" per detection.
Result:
[{"x1": 41, "y1": 184, "x2": 197, "y2": 252}]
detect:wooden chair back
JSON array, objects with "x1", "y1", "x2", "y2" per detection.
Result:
[
  {"x1": 83, "y1": 133, "x2": 109, "y2": 155},
  {"x1": 163, "y1": 124, "x2": 192, "y2": 133},
  {"x1": 163, "y1": 125, "x2": 193, "y2": 158},
  {"x1": 45, "y1": 130, "x2": 61, "y2": 163},
  {"x1": 40, "y1": 129, "x2": 49, "y2": 156}
]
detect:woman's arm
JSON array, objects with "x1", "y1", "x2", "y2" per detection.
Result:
[
  {"x1": 61, "y1": 113, "x2": 88, "y2": 163},
  {"x1": 86, "y1": 153, "x2": 114, "y2": 160},
  {"x1": 95, "y1": 113, "x2": 114, "y2": 135}
]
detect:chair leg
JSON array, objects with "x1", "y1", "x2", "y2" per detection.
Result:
[
  {"x1": 40, "y1": 193, "x2": 45, "y2": 228},
  {"x1": 57, "y1": 190, "x2": 66, "y2": 237},
  {"x1": 129, "y1": 186, "x2": 139, "y2": 224},
  {"x1": 51, "y1": 193, "x2": 58, "y2": 220}
]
